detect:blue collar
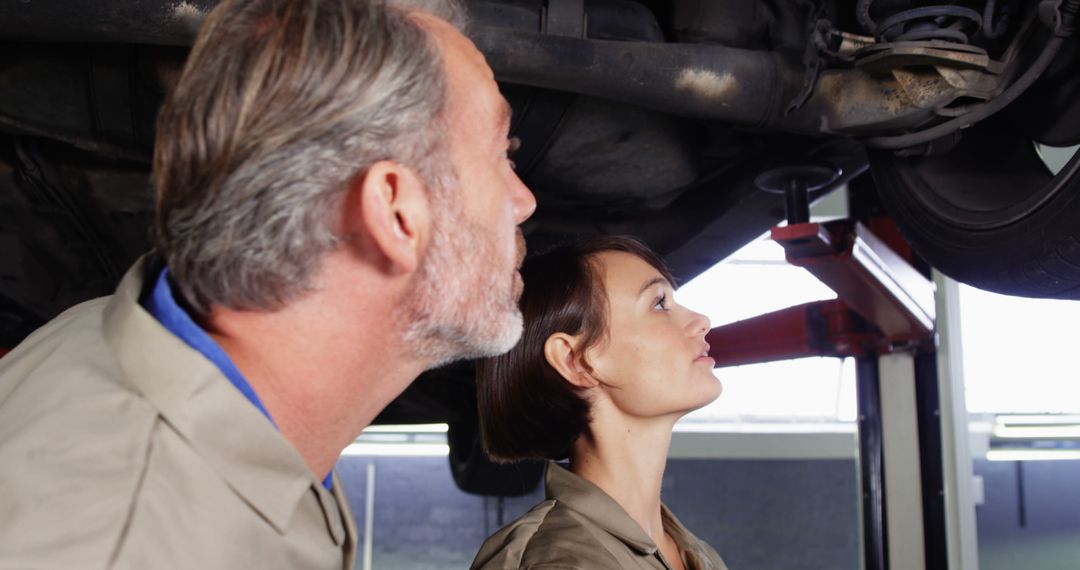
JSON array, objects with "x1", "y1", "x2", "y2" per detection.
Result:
[{"x1": 145, "y1": 267, "x2": 333, "y2": 491}]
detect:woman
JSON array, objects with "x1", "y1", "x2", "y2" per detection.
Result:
[{"x1": 471, "y1": 236, "x2": 727, "y2": 570}]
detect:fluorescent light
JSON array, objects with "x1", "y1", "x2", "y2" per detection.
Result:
[
  {"x1": 986, "y1": 449, "x2": 1080, "y2": 462},
  {"x1": 991, "y1": 415, "x2": 1080, "y2": 439},
  {"x1": 992, "y1": 425, "x2": 1080, "y2": 439},
  {"x1": 340, "y1": 443, "x2": 449, "y2": 457},
  {"x1": 362, "y1": 423, "x2": 448, "y2": 434},
  {"x1": 674, "y1": 421, "x2": 856, "y2": 434},
  {"x1": 995, "y1": 414, "x2": 1080, "y2": 425}
]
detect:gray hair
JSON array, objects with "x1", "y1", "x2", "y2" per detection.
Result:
[{"x1": 152, "y1": 0, "x2": 467, "y2": 315}]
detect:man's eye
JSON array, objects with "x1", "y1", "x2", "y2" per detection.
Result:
[{"x1": 506, "y1": 136, "x2": 521, "y2": 169}]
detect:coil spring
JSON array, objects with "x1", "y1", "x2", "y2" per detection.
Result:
[{"x1": 856, "y1": 1, "x2": 987, "y2": 43}]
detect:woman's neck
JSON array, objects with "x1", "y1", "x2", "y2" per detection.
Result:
[{"x1": 569, "y1": 407, "x2": 678, "y2": 543}]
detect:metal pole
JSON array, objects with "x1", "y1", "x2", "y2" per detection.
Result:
[
  {"x1": 914, "y1": 348, "x2": 949, "y2": 570},
  {"x1": 879, "y1": 353, "x2": 927, "y2": 570},
  {"x1": 784, "y1": 178, "x2": 811, "y2": 225},
  {"x1": 856, "y1": 355, "x2": 888, "y2": 570},
  {"x1": 932, "y1": 271, "x2": 980, "y2": 570},
  {"x1": 363, "y1": 460, "x2": 376, "y2": 570}
]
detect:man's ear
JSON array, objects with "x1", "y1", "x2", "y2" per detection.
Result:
[
  {"x1": 344, "y1": 160, "x2": 431, "y2": 274},
  {"x1": 544, "y1": 333, "x2": 598, "y2": 389}
]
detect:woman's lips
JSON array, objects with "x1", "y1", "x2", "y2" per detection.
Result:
[{"x1": 694, "y1": 343, "x2": 713, "y2": 364}]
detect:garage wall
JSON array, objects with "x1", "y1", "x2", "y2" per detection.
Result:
[
  {"x1": 972, "y1": 459, "x2": 1080, "y2": 570},
  {"x1": 334, "y1": 456, "x2": 862, "y2": 570},
  {"x1": 661, "y1": 459, "x2": 860, "y2": 570},
  {"x1": 335, "y1": 456, "x2": 542, "y2": 570}
]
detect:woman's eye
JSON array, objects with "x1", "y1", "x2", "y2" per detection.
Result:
[{"x1": 653, "y1": 293, "x2": 669, "y2": 311}]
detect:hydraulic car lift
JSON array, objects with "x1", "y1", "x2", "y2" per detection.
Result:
[{"x1": 705, "y1": 200, "x2": 949, "y2": 569}]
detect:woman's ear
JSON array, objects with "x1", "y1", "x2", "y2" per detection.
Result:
[
  {"x1": 343, "y1": 160, "x2": 430, "y2": 275},
  {"x1": 544, "y1": 332, "x2": 598, "y2": 389}
]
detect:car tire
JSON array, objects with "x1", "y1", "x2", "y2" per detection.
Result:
[
  {"x1": 447, "y1": 420, "x2": 544, "y2": 497},
  {"x1": 867, "y1": 115, "x2": 1080, "y2": 299}
]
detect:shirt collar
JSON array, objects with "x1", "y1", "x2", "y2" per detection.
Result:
[
  {"x1": 142, "y1": 266, "x2": 333, "y2": 492},
  {"x1": 545, "y1": 462, "x2": 722, "y2": 569},
  {"x1": 103, "y1": 257, "x2": 327, "y2": 530},
  {"x1": 145, "y1": 267, "x2": 277, "y2": 424},
  {"x1": 544, "y1": 461, "x2": 659, "y2": 555}
]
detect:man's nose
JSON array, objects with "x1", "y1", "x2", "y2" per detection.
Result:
[{"x1": 512, "y1": 173, "x2": 537, "y2": 224}]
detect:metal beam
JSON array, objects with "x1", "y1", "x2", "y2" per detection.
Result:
[
  {"x1": 880, "y1": 352, "x2": 927, "y2": 570},
  {"x1": 932, "y1": 272, "x2": 981, "y2": 570},
  {"x1": 857, "y1": 355, "x2": 889, "y2": 570},
  {"x1": 772, "y1": 220, "x2": 935, "y2": 343}
]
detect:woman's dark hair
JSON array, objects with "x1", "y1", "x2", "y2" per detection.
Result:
[{"x1": 476, "y1": 235, "x2": 677, "y2": 462}]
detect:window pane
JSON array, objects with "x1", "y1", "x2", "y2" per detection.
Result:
[
  {"x1": 960, "y1": 284, "x2": 1080, "y2": 414},
  {"x1": 676, "y1": 237, "x2": 835, "y2": 327},
  {"x1": 682, "y1": 356, "x2": 857, "y2": 424}
]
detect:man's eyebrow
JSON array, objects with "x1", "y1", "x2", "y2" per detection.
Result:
[{"x1": 638, "y1": 276, "x2": 670, "y2": 296}]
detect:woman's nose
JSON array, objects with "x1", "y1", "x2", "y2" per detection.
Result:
[{"x1": 688, "y1": 310, "x2": 711, "y2": 336}]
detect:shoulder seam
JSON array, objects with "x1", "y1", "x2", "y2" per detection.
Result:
[
  {"x1": 560, "y1": 508, "x2": 627, "y2": 565},
  {"x1": 519, "y1": 500, "x2": 623, "y2": 569},
  {"x1": 511, "y1": 499, "x2": 559, "y2": 567}
]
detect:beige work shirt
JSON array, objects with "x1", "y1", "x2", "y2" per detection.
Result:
[
  {"x1": 471, "y1": 462, "x2": 728, "y2": 570},
  {"x1": 0, "y1": 259, "x2": 357, "y2": 569}
]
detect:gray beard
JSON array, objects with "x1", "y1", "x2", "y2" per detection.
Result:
[{"x1": 400, "y1": 200, "x2": 523, "y2": 369}]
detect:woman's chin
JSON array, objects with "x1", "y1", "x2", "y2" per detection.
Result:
[
  {"x1": 678, "y1": 377, "x2": 723, "y2": 416},
  {"x1": 699, "y1": 375, "x2": 723, "y2": 407}
]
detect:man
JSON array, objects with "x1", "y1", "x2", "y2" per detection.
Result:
[{"x1": 0, "y1": 0, "x2": 535, "y2": 567}]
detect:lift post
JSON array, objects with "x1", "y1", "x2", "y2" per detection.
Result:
[{"x1": 706, "y1": 219, "x2": 945, "y2": 570}]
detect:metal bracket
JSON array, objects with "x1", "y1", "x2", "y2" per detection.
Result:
[
  {"x1": 543, "y1": 0, "x2": 586, "y2": 38},
  {"x1": 855, "y1": 41, "x2": 1000, "y2": 74},
  {"x1": 773, "y1": 220, "x2": 935, "y2": 342}
]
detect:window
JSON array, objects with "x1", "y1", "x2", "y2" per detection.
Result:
[{"x1": 959, "y1": 283, "x2": 1080, "y2": 414}]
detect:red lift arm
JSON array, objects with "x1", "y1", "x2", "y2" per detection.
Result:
[{"x1": 707, "y1": 219, "x2": 936, "y2": 366}]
